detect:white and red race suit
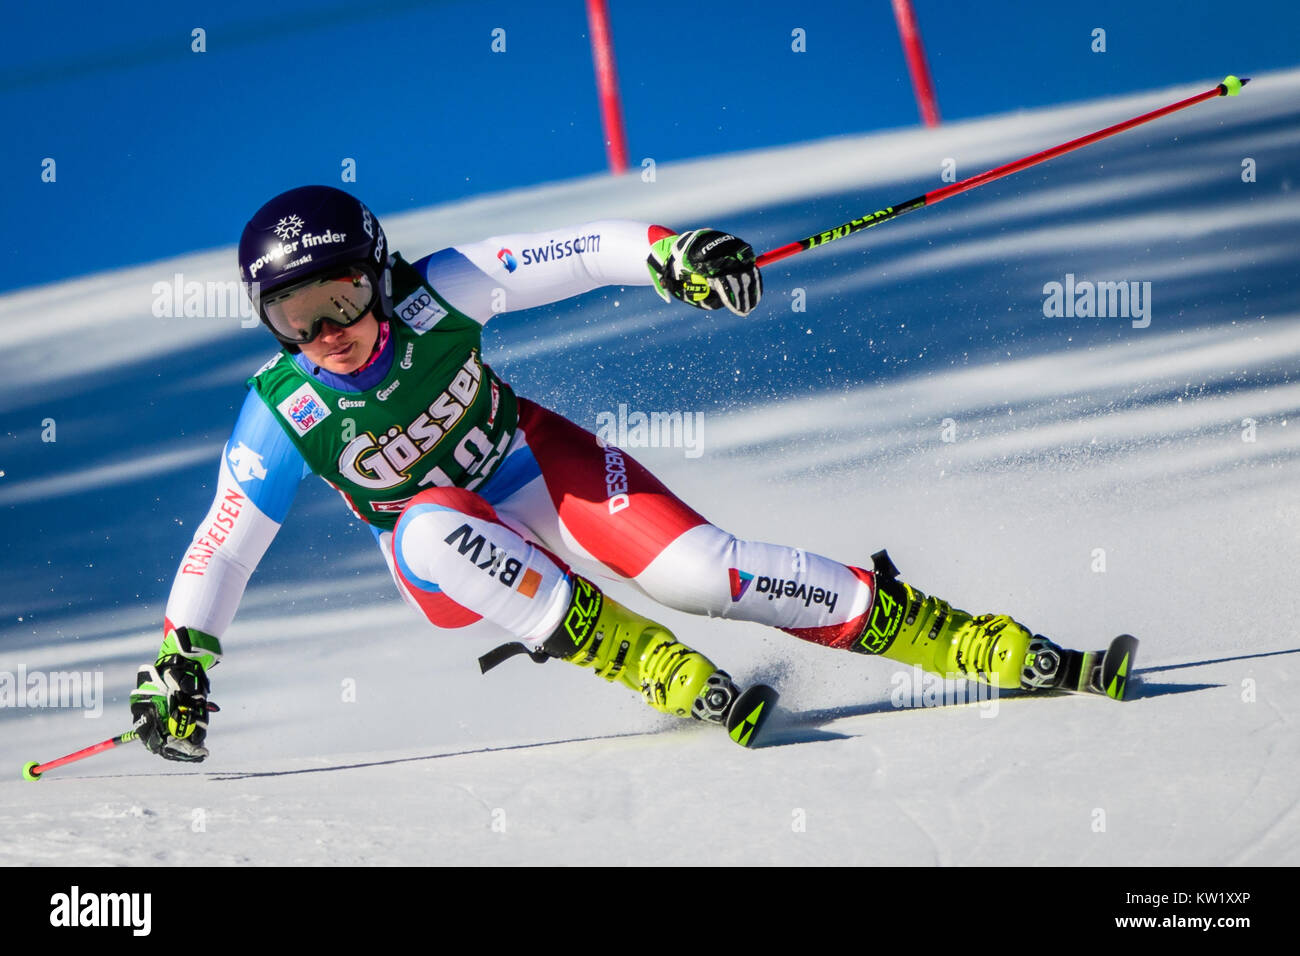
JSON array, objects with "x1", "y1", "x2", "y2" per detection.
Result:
[{"x1": 165, "y1": 220, "x2": 878, "y2": 654}]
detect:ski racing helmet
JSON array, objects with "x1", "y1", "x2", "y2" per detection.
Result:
[{"x1": 238, "y1": 185, "x2": 391, "y2": 353}]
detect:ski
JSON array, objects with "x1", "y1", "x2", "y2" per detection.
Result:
[
  {"x1": 726, "y1": 683, "x2": 779, "y2": 747},
  {"x1": 1096, "y1": 633, "x2": 1139, "y2": 700},
  {"x1": 1059, "y1": 634, "x2": 1139, "y2": 700}
]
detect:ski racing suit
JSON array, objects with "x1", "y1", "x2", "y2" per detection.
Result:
[{"x1": 166, "y1": 221, "x2": 881, "y2": 664}]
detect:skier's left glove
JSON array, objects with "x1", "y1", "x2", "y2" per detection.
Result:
[
  {"x1": 647, "y1": 228, "x2": 763, "y2": 316},
  {"x1": 129, "y1": 654, "x2": 213, "y2": 762}
]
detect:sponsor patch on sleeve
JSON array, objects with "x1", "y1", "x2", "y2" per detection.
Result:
[
  {"x1": 395, "y1": 288, "x2": 448, "y2": 335},
  {"x1": 276, "y1": 383, "x2": 332, "y2": 436}
]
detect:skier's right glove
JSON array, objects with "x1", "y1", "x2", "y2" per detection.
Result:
[{"x1": 129, "y1": 654, "x2": 213, "y2": 762}]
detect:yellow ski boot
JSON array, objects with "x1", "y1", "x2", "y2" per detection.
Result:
[
  {"x1": 541, "y1": 575, "x2": 741, "y2": 721},
  {"x1": 855, "y1": 551, "x2": 1065, "y2": 690}
]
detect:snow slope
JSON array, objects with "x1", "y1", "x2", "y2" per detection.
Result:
[{"x1": 2, "y1": 71, "x2": 1299, "y2": 866}]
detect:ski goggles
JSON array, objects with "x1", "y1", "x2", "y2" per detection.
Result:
[{"x1": 256, "y1": 265, "x2": 378, "y2": 345}]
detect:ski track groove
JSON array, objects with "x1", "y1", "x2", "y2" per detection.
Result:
[
  {"x1": 1226, "y1": 788, "x2": 1300, "y2": 866},
  {"x1": 894, "y1": 798, "x2": 949, "y2": 867}
]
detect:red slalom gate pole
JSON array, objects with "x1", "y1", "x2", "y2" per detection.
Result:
[
  {"x1": 23, "y1": 717, "x2": 147, "y2": 781},
  {"x1": 587, "y1": 0, "x2": 629, "y2": 174},
  {"x1": 755, "y1": 75, "x2": 1249, "y2": 270},
  {"x1": 892, "y1": 0, "x2": 941, "y2": 127}
]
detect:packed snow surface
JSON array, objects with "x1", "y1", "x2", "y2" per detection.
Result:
[{"x1": 2, "y1": 72, "x2": 1298, "y2": 865}]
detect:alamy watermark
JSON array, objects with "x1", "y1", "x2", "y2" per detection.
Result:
[
  {"x1": 594, "y1": 403, "x2": 704, "y2": 458},
  {"x1": 1043, "y1": 273, "x2": 1151, "y2": 328},
  {"x1": 50, "y1": 886, "x2": 151, "y2": 935},
  {"x1": 890, "y1": 666, "x2": 1000, "y2": 717},
  {"x1": 152, "y1": 273, "x2": 259, "y2": 326},
  {"x1": 0, "y1": 666, "x2": 103, "y2": 717}
]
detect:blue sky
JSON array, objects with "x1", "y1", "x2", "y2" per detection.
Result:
[{"x1": 3, "y1": 0, "x2": 1297, "y2": 293}]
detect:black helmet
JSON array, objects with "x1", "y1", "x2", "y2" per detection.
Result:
[{"x1": 238, "y1": 185, "x2": 391, "y2": 352}]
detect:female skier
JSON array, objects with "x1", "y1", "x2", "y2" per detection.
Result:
[{"x1": 131, "y1": 185, "x2": 1089, "y2": 760}]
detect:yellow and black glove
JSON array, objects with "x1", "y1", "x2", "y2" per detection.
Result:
[
  {"x1": 647, "y1": 228, "x2": 763, "y2": 317},
  {"x1": 129, "y1": 653, "x2": 213, "y2": 762}
]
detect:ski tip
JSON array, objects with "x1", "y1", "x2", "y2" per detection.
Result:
[
  {"x1": 22, "y1": 761, "x2": 42, "y2": 782},
  {"x1": 1103, "y1": 634, "x2": 1139, "y2": 700},
  {"x1": 726, "y1": 684, "x2": 780, "y2": 748}
]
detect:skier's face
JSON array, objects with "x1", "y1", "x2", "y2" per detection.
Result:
[{"x1": 297, "y1": 313, "x2": 380, "y2": 374}]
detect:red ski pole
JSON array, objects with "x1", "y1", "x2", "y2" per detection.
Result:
[
  {"x1": 755, "y1": 75, "x2": 1249, "y2": 269},
  {"x1": 22, "y1": 716, "x2": 148, "y2": 781}
]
